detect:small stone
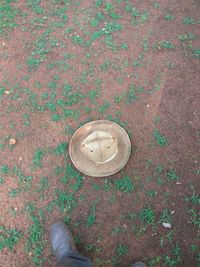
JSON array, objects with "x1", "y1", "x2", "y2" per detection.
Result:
[
  {"x1": 5, "y1": 91, "x2": 10, "y2": 94},
  {"x1": 9, "y1": 138, "x2": 17, "y2": 145},
  {"x1": 162, "y1": 222, "x2": 171, "y2": 229},
  {"x1": 146, "y1": 104, "x2": 150, "y2": 107},
  {"x1": 171, "y1": 210, "x2": 175, "y2": 215},
  {"x1": 19, "y1": 157, "x2": 22, "y2": 161}
]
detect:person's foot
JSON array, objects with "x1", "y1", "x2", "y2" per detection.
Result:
[
  {"x1": 50, "y1": 219, "x2": 77, "y2": 262},
  {"x1": 131, "y1": 262, "x2": 147, "y2": 267}
]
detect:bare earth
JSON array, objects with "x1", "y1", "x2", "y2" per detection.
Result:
[{"x1": 0, "y1": 0, "x2": 199, "y2": 267}]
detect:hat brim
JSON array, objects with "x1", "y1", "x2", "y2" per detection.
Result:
[{"x1": 69, "y1": 120, "x2": 131, "y2": 177}]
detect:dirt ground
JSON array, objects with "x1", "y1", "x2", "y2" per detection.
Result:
[{"x1": 0, "y1": 0, "x2": 199, "y2": 266}]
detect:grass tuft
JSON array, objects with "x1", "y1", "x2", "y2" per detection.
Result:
[{"x1": 0, "y1": 226, "x2": 22, "y2": 251}]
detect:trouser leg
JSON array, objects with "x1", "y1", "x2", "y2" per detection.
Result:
[{"x1": 56, "y1": 252, "x2": 92, "y2": 267}]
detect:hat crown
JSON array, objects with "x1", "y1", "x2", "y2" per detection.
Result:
[{"x1": 81, "y1": 131, "x2": 118, "y2": 164}]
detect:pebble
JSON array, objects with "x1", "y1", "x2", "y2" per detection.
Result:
[
  {"x1": 162, "y1": 222, "x2": 172, "y2": 229},
  {"x1": 9, "y1": 138, "x2": 17, "y2": 145}
]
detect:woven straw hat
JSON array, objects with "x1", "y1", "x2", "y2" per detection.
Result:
[{"x1": 69, "y1": 120, "x2": 131, "y2": 177}]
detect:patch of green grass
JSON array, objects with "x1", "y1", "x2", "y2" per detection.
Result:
[
  {"x1": 114, "y1": 176, "x2": 134, "y2": 193},
  {"x1": 186, "y1": 186, "x2": 200, "y2": 205},
  {"x1": 98, "y1": 101, "x2": 111, "y2": 113},
  {"x1": 0, "y1": 1, "x2": 21, "y2": 34},
  {"x1": 92, "y1": 183, "x2": 101, "y2": 191},
  {"x1": 139, "y1": 207, "x2": 155, "y2": 225},
  {"x1": 90, "y1": 21, "x2": 123, "y2": 43},
  {"x1": 192, "y1": 48, "x2": 200, "y2": 59},
  {"x1": 84, "y1": 243, "x2": 96, "y2": 252},
  {"x1": 23, "y1": 113, "x2": 31, "y2": 127},
  {"x1": 26, "y1": 0, "x2": 44, "y2": 14},
  {"x1": 100, "y1": 59, "x2": 111, "y2": 71},
  {"x1": 71, "y1": 34, "x2": 84, "y2": 45},
  {"x1": 153, "y1": 116, "x2": 160, "y2": 124},
  {"x1": 105, "y1": 2, "x2": 122, "y2": 19},
  {"x1": 104, "y1": 34, "x2": 117, "y2": 50},
  {"x1": 63, "y1": 164, "x2": 83, "y2": 192},
  {"x1": 112, "y1": 226, "x2": 125, "y2": 235},
  {"x1": 95, "y1": 0, "x2": 103, "y2": 8},
  {"x1": 0, "y1": 226, "x2": 22, "y2": 251},
  {"x1": 160, "y1": 231, "x2": 173, "y2": 248},
  {"x1": 111, "y1": 243, "x2": 129, "y2": 266},
  {"x1": 54, "y1": 142, "x2": 68, "y2": 155},
  {"x1": 86, "y1": 203, "x2": 97, "y2": 227},
  {"x1": 0, "y1": 144, "x2": 5, "y2": 151},
  {"x1": 167, "y1": 170, "x2": 179, "y2": 182},
  {"x1": 115, "y1": 243, "x2": 128, "y2": 257},
  {"x1": 187, "y1": 208, "x2": 200, "y2": 228},
  {"x1": 196, "y1": 253, "x2": 200, "y2": 266},
  {"x1": 125, "y1": 3, "x2": 148, "y2": 25},
  {"x1": 86, "y1": 207, "x2": 96, "y2": 227},
  {"x1": 36, "y1": 177, "x2": 49, "y2": 193},
  {"x1": 114, "y1": 91, "x2": 126, "y2": 104},
  {"x1": 26, "y1": 32, "x2": 51, "y2": 71},
  {"x1": 25, "y1": 207, "x2": 46, "y2": 267},
  {"x1": 48, "y1": 81, "x2": 57, "y2": 90},
  {"x1": 0, "y1": 165, "x2": 9, "y2": 175},
  {"x1": 51, "y1": 113, "x2": 62, "y2": 121},
  {"x1": 178, "y1": 32, "x2": 196, "y2": 41},
  {"x1": 0, "y1": 177, "x2": 5, "y2": 184},
  {"x1": 143, "y1": 38, "x2": 148, "y2": 51},
  {"x1": 27, "y1": 57, "x2": 44, "y2": 71},
  {"x1": 126, "y1": 84, "x2": 138, "y2": 103},
  {"x1": 62, "y1": 84, "x2": 85, "y2": 105},
  {"x1": 156, "y1": 40, "x2": 176, "y2": 50},
  {"x1": 63, "y1": 109, "x2": 80, "y2": 120},
  {"x1": 8, "y1": 188, "x2": 21, "y2": 197},
  {"x1": 146, "y1": 189, "x2": 157, "y2": 197},
  {"x1": 103, "y1": 179, "x2": 112, "y2": 192},
  {"x1": 159, "y1": 209, "x2": 172, "y2": 224},
  {"x1": 153, "y1": 129, "x2": 167, "y2": 147},
  {"x1": 0, "y1": 87, "x2": 6, "y2": 99},
  {"x1": 88, "y1": 89, "x2": 99, "y2": 103},
  {"x1": 163, "y1": 244, "x2": 182, "y2": 266},
  {"x1": 91, "y1": 12, "x2": 104, "y2": 27},
  {"x1": 164, "y1": 14, "x2": 174, "y2": 21},
  {"x1": 33, "y1": 148, "x2": 44, "y2": 168},
  {"x1": 148, "y1": 255, "x2": 162, "y2": 266},
  {"x1": 54, "y1": 189, "x2": 77, "y2": 212},
  {"x1": 121, "y1": 43, "x2": 128, "y2": 49},
  {"x1": 183, "y1": 17, "x2": 200, "y2": 25},
  {"x1": 133, "y1": 53, "x2": 144, "y2": 68},
  {"x1": 51, "y1": 5, "x2": 68, "y2": 25}
]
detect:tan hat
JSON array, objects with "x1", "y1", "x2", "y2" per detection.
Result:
[{"x1": 69, "y1": 120, "x2": 131, "y2": 177}]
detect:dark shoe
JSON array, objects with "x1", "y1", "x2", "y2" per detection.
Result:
[
  {"x1": 50, "y1": 219, "x2": 77, "y2": 262},
  {"x1": 131, "y1": 262, "x2": 147, "y2": 267}
]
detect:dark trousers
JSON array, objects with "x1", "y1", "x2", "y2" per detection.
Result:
[{"x1": 57, "y1": 252, "x2": 92, "y2": 267}]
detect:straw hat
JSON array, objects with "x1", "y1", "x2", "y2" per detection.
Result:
[{"x1": 69, "y1": 120, "x2": 131, "y2": 177}]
